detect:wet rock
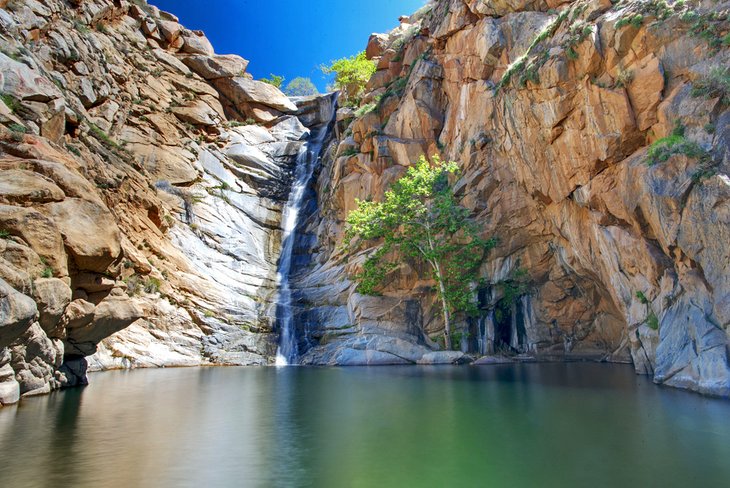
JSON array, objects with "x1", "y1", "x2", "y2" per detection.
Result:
[
  {"x1": 418, "y1": 351, "x2": 472, "y2": 365},
  {"x1": 0, "y1": 361, "x2": 20, "y2": 406},
  {"x1": 57, "y1": 355, "x2": 88, "y2": 388},
  {"x1": 9, "y1": 323, "x2": 63, "y2": 396},
  {"x1": 301, "y1": 334, "x2": 432, "y2": 365},
  {"x1": 335, "y1": 348, "x2": 411, "y2": 365},
  {"x1": 270, "y1": 116, "x2": 310, "y2": 141},
  {"x1": 472, "y1": 356, "x2": 516, "y2": 365},
  {"x1": 655, "y1": 294, "x2": 730, "y2": 397},
  {"x1": 226, "y1": 142, "x2": 280, "y2": 178}
]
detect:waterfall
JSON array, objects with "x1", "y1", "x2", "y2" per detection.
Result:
[
  {"x1": 275, "y1": 94, "x2": 338, "y2": 366},
  {"x1": 520, "y1": 295, "x2": 536, "y2": 353},
  {"x1": 478, "y1": 312, "x2": 495, "y2": 356}
]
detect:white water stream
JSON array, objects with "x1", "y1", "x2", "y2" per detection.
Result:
[{"x1": 275, "y1": 94, "x2": 337, "y2": 366}]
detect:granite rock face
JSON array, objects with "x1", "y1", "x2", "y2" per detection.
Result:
[
  {"x1": 0, "y1": 0, "x2": 334, "y2": 404},
  {"x1": 290, "y1": 0, "x2": 730, "y2": 396},
  {"x1": 0, "y1": 0, "x2": 728, "y2": 402}
]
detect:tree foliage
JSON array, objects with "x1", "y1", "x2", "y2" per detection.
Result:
[
  {"x1": 284, "y1": 77, "x2": 319, "y2": 97},
  {"x1": 260, "y1": 73, "x2": 285, "y2": 88},
  {"x1": 321, "y1": 51, "x2": 376, "y2": 105},
  {"x1": 345, "y1": 155, "x2": 496, "y2": 349}
]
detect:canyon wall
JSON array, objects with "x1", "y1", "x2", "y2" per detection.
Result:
[
  {"x1": 293, "y1": 0, "x2": 730, "y2": 396},
  {"x1": 0, "y1": 0, "x2": 335, "y2": 405},
  {"x1": 0, "y1": 0, "x2": 728, "y2": 404}
]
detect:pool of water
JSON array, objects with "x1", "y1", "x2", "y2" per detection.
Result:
[{"x1": 1, "y1": 363, "x2": 729, "y2": 487}]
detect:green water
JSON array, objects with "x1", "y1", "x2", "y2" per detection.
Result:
[{"x1": 1, "y1": 364, "x2": 729, "y2": 487}]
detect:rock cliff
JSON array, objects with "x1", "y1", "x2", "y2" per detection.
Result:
[
  {"x1": 293, "y1": 0, "x2": 730, "y2": 397},
  {"x1": 0, "y1": 0, "x2": 728, "y2": 404},
  {"x1": 0, "y1": 0, "x2": 335, "y2": 405}
]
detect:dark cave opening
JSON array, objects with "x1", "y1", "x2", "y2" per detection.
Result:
[{"x1": 493, "y1": 298, "x2": 527, "y2": 354}]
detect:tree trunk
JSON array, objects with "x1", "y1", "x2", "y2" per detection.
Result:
[{"x1": 434, "y1": 261, "x2": 452, "y2": 350}]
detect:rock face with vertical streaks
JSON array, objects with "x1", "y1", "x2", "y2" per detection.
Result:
[{"x1": 291, "y1": 0, "x2": 730, "y2": 397}]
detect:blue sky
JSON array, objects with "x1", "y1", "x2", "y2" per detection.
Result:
[{"x1": 151, "y1": 0, "x2": 427, "y2": 92}]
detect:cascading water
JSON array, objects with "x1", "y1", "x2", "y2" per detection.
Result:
[{"x1": 275, "y1": 93, "x2": 338, "y2": 366}]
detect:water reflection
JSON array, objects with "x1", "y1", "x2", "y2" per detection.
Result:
[{"x1": 1, "y1": 364, "x2": 729, "y2": 488}]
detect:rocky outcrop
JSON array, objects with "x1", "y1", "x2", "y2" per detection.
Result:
[
  {"x1": 291, "y1": 0, "x2": 730, "y2": 396},
  {"x1": 0, "y1": 278, "x2": 37, "y2": 350},
  {"x1": 0, "y1": 0, "x2": 727, "y2": 401},
  {"x1": 0, "y1": 0, "x2": 335, "y2": 404}
]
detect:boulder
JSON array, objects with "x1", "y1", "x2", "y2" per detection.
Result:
[
  {"x1": 243, "y1": 104, "x2": 284, "y2": 124},
  {"x1": 171, "y1": 100, "x2": 219, "y2": 126},
  {"x1": 181, "y1": 30, "x2": 215, "y2": 55},
  {"x1": 73, "y1": 273, "x2": 116, "y2": 294},
  {"x1": 60, "y1": 299, "x2": 96, "y2": 339},
  {"x1": 0, "y1": 362, "x2": 20, "y2": 405},
  {"x1": 157, "y1": 19, "x2": 182, "y2": 44},
  {"x1": 129, "y1": 143, "x2": 200, "y2": 185},
  {"x1": 472, "y1": 356, "x2": 515, "y2": 365},
  {"x1": 417, "y1": 351, "x2": 472, "y2": 365},
  {"x1": 214, "y1": 77, "x2": 298, "y2": 113},
  {"x1": 654, "y1": 294, "x2": 730, "y2": 397},
  {"x1": 32, "y1": 278, "x2": 72, "y2": 335},
  {"x1": 292, "y1": 93, "x2": 337, "y2": 126},
  {"x1": 140, "y1": 17, "x2": 160, "y2": 40},
  {"x1": 66, "y1": 295, "x2": 143, "y2": 346},
  {"x1": 57, "y1": 355, "x2": 88, "y2": 388},
  {"x1": 0, "y1": 205, "x2": 67, "y2": 277},
  {"x1": 0, "y1": 52, "x2": 63, "y2": 102},
  {"x1": 0, "y1": 169, "x2": 65, "y2": 205},
  {"x1": 0, "y1": 237, "x2": 44, "y2": 286},
  {"x1": 226, "y1": 143, "x2": 280, "y2": 178},
  {"x1": 229, "y1": 125, "x2": 276, "y2": 145},
  {"x1": 366, "y1": 33, "x2": 390, "y2": 59},
  {"x1": 27, "y1": 159, "x2": 103, "y2": 204},
  {"x1": 182, "y1": 54, "x2": 249, "y2": 80},
  {"x1": 151, "y1": 48, "x2": 191, "y2": 75},
  {"x1": 0, "y1": 278, "x2": 37, "y2": 349},
  {"x1": 270, "y1": 116, "x2": 310, "y2": 141},
  {"x1": 335, "y1": 348, "x2": 411, "y2": 365},
  {"x1": 10, "y1": 323, "x2": 63, "y2": 396},
  {"x1": 41, "y1": 199, "x2": 122, "y2": 273}
]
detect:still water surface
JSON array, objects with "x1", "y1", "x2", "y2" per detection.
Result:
[{"x1": 1, "y1": 364, "x2": 729, "y2": 488}]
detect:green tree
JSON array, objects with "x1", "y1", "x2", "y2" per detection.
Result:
[
  {"x1": 345, "y1": 155, "x2": 496, "y2": 350},
  {"x1": 321, "y1": 51, "x2": 376, "y2": 105},
  {"x1": 284, "y1": 77, "x2": 320, "y2": 97},
  {"x1": 260, "y1": 74, "x2": 285, "y2": 88}
]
